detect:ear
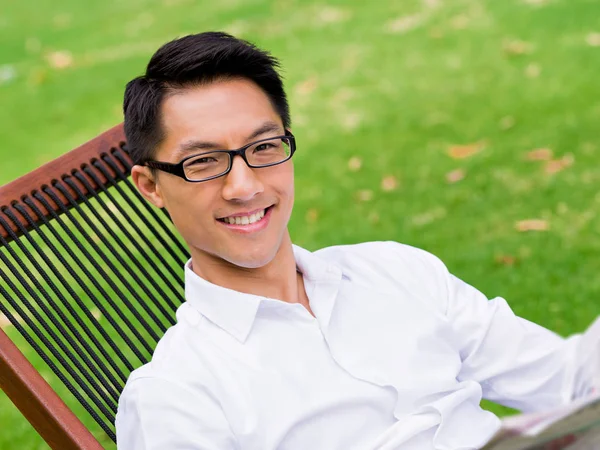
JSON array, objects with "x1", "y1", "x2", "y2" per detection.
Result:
[{"x1": 131, "y1": 165, "x2": 165, "y2": 208}]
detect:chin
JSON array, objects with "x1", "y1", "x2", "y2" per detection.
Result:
[
  {"x1": 224, "y1": 232, "x2": 285, "y2": 269},
  {"x1": 227, "y1": 250, "x2": 276, "y2": 269}
]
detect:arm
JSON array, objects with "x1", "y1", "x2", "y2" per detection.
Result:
[
  {"x1": 447, "y1": 273, "x2": 600, "y2": 412},
  {"x1": 115, "y1": 375, "x2": 238, "y2": 450}
]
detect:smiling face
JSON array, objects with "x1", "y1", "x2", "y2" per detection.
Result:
[{"x1": 131, "y1": 78, "x2": 295, "y2": 272}]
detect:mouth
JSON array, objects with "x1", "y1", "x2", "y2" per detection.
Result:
[{"x1": 216, "y1": 205, "x2": 274, "y2": 226}]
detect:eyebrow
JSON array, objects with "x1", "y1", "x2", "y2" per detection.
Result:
[{"x1": 174, "y1": 121, "x2": 284, "y2": 158}]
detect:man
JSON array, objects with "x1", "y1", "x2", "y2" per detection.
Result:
[{"x1": 116, "y1": 32, "x2": 599, "y2": 449}]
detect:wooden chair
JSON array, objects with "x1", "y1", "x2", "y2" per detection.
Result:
[{"x1": 0, "y1": 124, "x2": 188, "y2": 449}]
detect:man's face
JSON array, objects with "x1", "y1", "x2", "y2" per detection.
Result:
[{"x1": 133, "y1": 78, "x2": 294, "y2": 270}]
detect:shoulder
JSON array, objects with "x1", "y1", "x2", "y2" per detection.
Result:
[
  {"x1": 122, "y1": 303, "x2": 218, "y2": 391},
  {"x1": 118, "y1": 315, "x2": 219, "y2": 416},
  {"x1": 315, "y1": 240, "x2": 448, "y2": 277},
  {"x1": 116, "y1": 358, "x2": 235, "y2": 449},
  {"x1": 315, "y1": 241, "x2": 451, "y2": 312}
]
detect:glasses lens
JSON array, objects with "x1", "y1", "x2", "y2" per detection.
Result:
[
  {"x1": 246, "y1": 137, "x2": 292, "y2": 167},
  {"x1": 183, "y1": 152, "x2": 230, "y2": 181}
]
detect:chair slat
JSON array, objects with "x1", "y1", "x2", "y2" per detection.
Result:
[
  {"x1": 0, "y1": 124, "x2": 187, "y2": 447},
  {"x1": 0, "y1": 124, "x2": 126, "y2": 241}
]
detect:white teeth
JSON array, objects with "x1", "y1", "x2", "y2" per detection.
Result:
[{"x1": 223, "y1": 208, "x2": 267, "y2": 226}]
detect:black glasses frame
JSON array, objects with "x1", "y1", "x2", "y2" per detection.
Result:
[{"x1": 144, "y1": 130, "x2": 296, "y2": 183}]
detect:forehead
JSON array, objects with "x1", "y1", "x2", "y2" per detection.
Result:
[{"x1": 158, "y1": 78, "x2": 282, "y2": 155}]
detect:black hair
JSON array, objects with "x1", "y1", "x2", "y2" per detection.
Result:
[{"x1": 123, "y1": 32, "x2": 290, "y2": 165}]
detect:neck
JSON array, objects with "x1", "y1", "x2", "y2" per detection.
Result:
[{"x1": 189, "y1": 232, "x2": 306, "y2": 307}]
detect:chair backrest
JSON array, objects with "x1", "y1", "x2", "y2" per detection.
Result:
[{"x1": 0, "y1": 124, "x2": 188, "y2": 448}]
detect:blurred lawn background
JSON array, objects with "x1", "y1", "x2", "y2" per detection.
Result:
[{"x1": 1, "y1": 0, "x2": 600, "y2": 448}]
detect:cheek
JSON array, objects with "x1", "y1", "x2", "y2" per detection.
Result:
[
  {"x1": 272, "y1": 168, "x2": 295, "y2": 225},
  {"x1": 273, "y1": 163, "x2": 295, "y2": 200},
  {"x1": 161, "y1": 184, "x2": 213, "y2": 233},
  {"x1": 286, "y1": 170, "x2": 295, "y2": 206}
]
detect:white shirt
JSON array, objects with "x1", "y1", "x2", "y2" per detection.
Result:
[{"x1": 116, "y1": 242, "x2": 600, "y2": 449}]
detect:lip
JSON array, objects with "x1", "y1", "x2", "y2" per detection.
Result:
[{"x1": 216, "y1": 206, "x2": 273, "y2": 234}]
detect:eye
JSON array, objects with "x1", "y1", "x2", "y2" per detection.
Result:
[
  {"x1": 254, "y1": 143, "x2": 275, "y2": 152},
  {"x1": 189, "y1": 156, "x2": 217, "y2": 165}
]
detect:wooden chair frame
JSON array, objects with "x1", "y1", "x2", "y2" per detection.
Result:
[{"x1": 0, "y1": 124, "x2": 127, "y2": 449}]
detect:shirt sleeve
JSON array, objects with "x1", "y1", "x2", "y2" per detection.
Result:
[
  {"x1": 115, "y1": 375, "x2": 238, "y2": 450},
  {"x1": 446, "y1": 273, "x2": 600, "y2": 413}
]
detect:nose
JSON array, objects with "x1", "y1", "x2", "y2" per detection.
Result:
[{"x1": 221, "y1": 155, "x2": 264, "y2": 202}]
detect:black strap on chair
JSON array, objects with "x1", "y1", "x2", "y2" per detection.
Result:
[{"x1": 0, "y1": 133, "x2": 189, "y2": 443}]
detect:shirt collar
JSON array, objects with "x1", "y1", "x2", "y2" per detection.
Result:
[
  {"x1": 292, "y1": 245, "x2": 343, "y2": 327},
  {"x1": 184, "y1": 244, "x2": 343, "y2": 343}
]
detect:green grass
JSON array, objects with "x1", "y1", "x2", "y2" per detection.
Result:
[{"x1": 2, "y1": 0, "x2": 600, "y2": 447}]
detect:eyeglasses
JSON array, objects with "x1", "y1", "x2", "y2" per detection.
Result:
[{"x1": 144, "y1": 130, "x2": 296, "y2": 183}]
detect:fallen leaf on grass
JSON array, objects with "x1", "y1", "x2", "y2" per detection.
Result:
[
  {"x1": 446, "y1": 168, "x2": 465, "y2": 183},
  {"x1": 525, "y1": 63, "x2": 541, "y2": 78},
  {"x1": 422, "y1": 0, "x2": 440, "y2": 7},
  {"x1": 446, "y1": 54, "x2": 462, "y2": 70},
  {"x1": 544, "y1": 154, "x2": 574, "y2": 174},
  {"x1": 53, "y1": 13, "x2": 72, "y2": 28},
  {"x1": 46, "y1": 50, "x2": 73, "y2": 69},
  {"x1": 450, "y1": 14, "x2": 469, "y2": 30},
  {"x1": 356, "y1": 190, "x2": 373, "y2": 202},
  {"x1": 341, "y1": 47, "x2": 362, "y2": 72},
  {"x1": 428, "y1": 28, "x2": 444, "y2": 39},
  {"x1": 305, "y1": 208, "x2": 319, "y2": 223},
  {"x1": 385, "y1": 14, "x2": 422, "y2": 34},
  {"x1": 525, "y1": 148, "x2": 553, "y2": 161},
  {"x1": 368, "y1": 211, "x2": 380, "y2": 224},
  {"x1": 28, "y1": 68, "x2": 48, "y2": 86},
  {"x1": 348, "y1": 156, "x2": 362, "y2": 171},
  {"x1": 331, "y1": 87, "x2": 355, "y2": 104},
  {"x1": 223, "y1": 20, "x2": 249, "y2": 37},
  {"x1": 447, "y1": 141, "x2": 485, "y2": 159},
  {"x1": 294, "y1": 76, "x2": 318, "y2": 95},
  {"x1": 341, "y1": 112, "x2": 362, "y2": 130},
  {"x1": 293, "y1": 114, "x2": 307, "y2": 127},
  {"x1": 515, "y1": 219, "x2": 549, "y2": 232},
  {"x1": 499, "y1": 116, "x2": 515, "y2": 130},
  {"x1": 412, "y1": 207, "x2": 446, "y2": 226},
  {"x1": 502, "y1": 39, "x2": 533, "y2": 56},
  {"x1": 126, "y1": 12, "x2": 155, "y2": 36},
  {"x1": 381, "y1": 175, "x2": 399, "y2": 192},
  {"x1": 317, "y1": 6, "x2": 351, "y2": 24},
  {"x1": 586, "y1": 32, "x2": 600, "y2": 47},
  {"x1": 495, "y1": 254, "x2": 516, "y2": 266}
]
